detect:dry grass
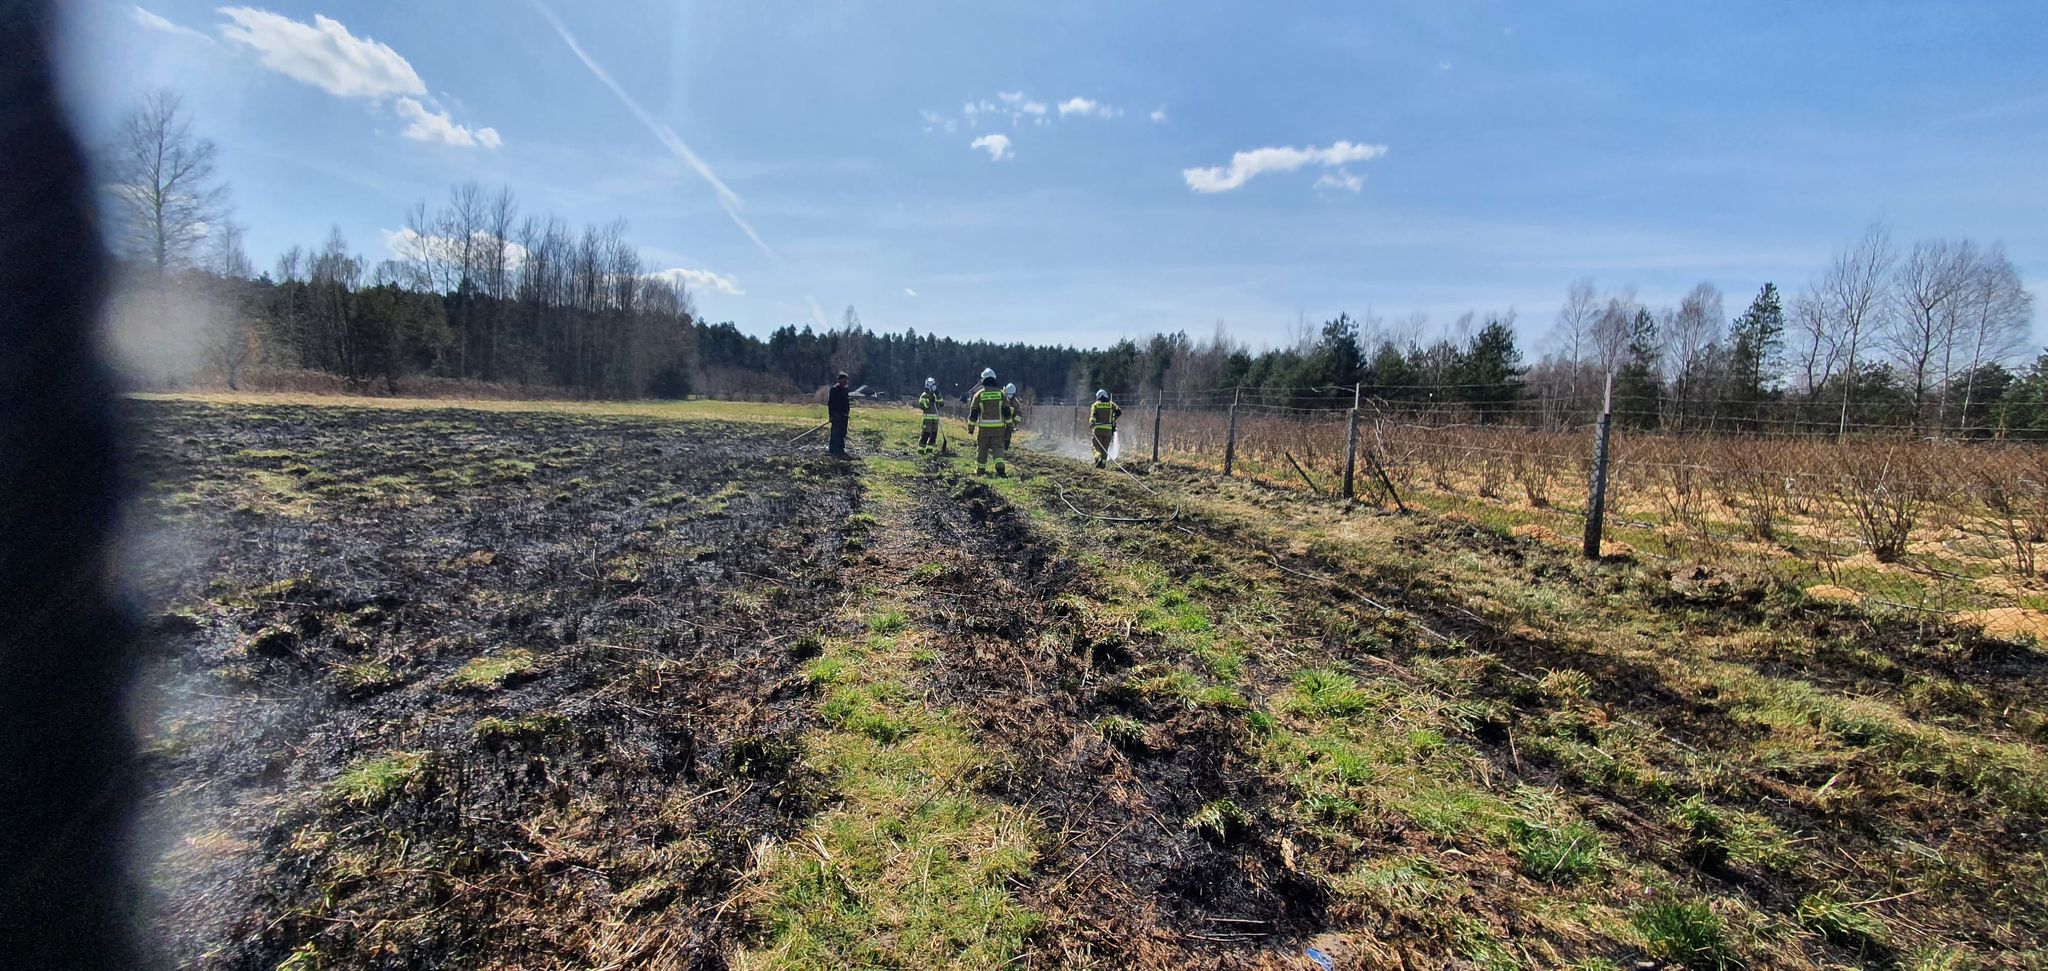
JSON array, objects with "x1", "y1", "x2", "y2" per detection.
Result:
[{"x1": 1080, "y1": 406, "x2": 2048, "y2": 620}]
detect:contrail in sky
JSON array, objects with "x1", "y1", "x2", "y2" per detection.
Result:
[{"x1": 528, "y1": 0, "x2": 775, "y2": 262}]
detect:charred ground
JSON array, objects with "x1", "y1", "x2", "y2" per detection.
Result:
[{"x1": 128, "y1": 397, "x2": 2048, "y2": 970}]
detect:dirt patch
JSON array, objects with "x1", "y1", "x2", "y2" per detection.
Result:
[
  {"x1": 1952, "y1": 606, "x2": 2048, "y2": 644},
  {"x1": 1803, "y1": 584, "x2": 1864, "y2": 605},
  {"x1": 1511, "y1": 522, "x2": 1573, "y2": 548},
  {"x1": 1975, "y1": 574, "x2": 2048, "y2": 601}
]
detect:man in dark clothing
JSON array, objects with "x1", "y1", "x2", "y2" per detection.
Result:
[{"x1": 827, "y1": 372, "x2": 851, "y2": 457}]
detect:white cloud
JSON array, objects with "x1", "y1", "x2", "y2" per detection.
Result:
[
  {"x1": 1022, "y1": 101, "x2": 1048, "y2": 116},
  {"x1": 1058, "y1": 96, "x2": 1118, "y2": 118},
  {"x1": 904, "y1": 287, "x2": 919, "y2": 298},
  {"x1": 1149, "y1": 107, "x2": 1168, "y2": 123},
  {"x1": 395, "y1": 97, "x2": 501, "y2": 149},
  {"x1": 1314, "y1": 168, "x2": 1365, "y2": 193},
  {"x1": 1438, "y1": 61, "x2": 1453, "y2": 71},
  {"x1": 646, "y1": 267, "x2": 744, "y2": 296},
  {"x1": 217, "y1": 8, "x2": 499, "y2": 148},
  {"x1": 132, "y1": 6, "x2": 215, "y2": 44},
  {"x1": 970, "y1": 133, "x2": 1014, "y2": 161},
  {"x1": 1182, "y1": 140, "x2": 1389, "y2": 193},
  {"x1": 217, "y1": 7, "x2": 424, "y2": 99},
  {"x1": 997, "y1": 91, "x2": 1025, "y2": 105},
  {"x1": 920, "y1": 108, "x2": 956, "y2": 133}
]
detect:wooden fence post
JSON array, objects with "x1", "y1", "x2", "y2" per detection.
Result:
[
  {"x1": 1583, "y1": 372, "x2": 1614, "y2": 559},
  {"x1": 1224, "y1": 388, "x2": 1240, "y2": 476}
]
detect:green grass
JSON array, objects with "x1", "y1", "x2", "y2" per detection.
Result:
[
  {"x1": 1185, "y1": 798, "x2": 1249, "y2": 843},
  {"x1": 1631, "y1": 899, "x2": 1735, "y2": 970},
  {"x1": 1283, "y1": 667, "x2": 1377, "y2": 719},
  {"x1": 445, "y1": 649, "x2": 540, "y2": 692},
  {"x1": 742, "y1": 457, "x2": 1040, "y2": 968},
  {"x1": 275, "y1": 943, "x2": 320, "y2": 971},
  {"x1": 1509, "y1": 817, "x2": 1604, "y2": 883},
  {"x1": 1795, "y1": 892, "x2": 1885, "y2": 949},
  {"x1": 326, "y1": 751, "x2": 426, "y2": 808},
  {"x1": 333, "y1": 662, "x2": 399, "y2": 696},
  {"x1": 1097, "y1": 714, "x2": 1147, "y2": 750}
]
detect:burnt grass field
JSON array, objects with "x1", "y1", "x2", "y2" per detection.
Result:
[{"x1": 129, "y1": 398, "x2": 2048, "y2": 970}]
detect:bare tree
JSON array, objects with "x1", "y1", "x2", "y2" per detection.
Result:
[
  {"x1": 105, "y1": 90, "x2": 226, "y2": 280},
  {"x1": 200, "y1": 222, "x2": 257, "y2": 388},
  {"x1": 1664, "y1": 281, "x2": 1724, "y2": 429},
  {"x1": 309, "y1": 227, "x2": 366, "y2": 387},
  {"x1": 1553, "y1": 278, "x2": 1598, "y2": 412},
  {"x1": 1589, "y1": 289, "x2": 1640, "y2": 376},
  {"x1": 1789, "y1": 283, "x2": 1839, "y2": 403},
  {"x1": 1887, "y1": 237, "x2": 1973, "y2": 429},
  {"x1": 482, "y1": 186, "x2": 518, "y2": 380},
  {"x1": 1819, "y1": 223, "x2": 1895, "y2": 438},
  {"x1": 1954, "y1": 244, "x2": 2034, "y2": 433}
]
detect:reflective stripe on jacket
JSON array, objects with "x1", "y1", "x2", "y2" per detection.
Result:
[
  {"x1": 918, "y1": 392, "x2": 941, "y2": 421},
  {"x1": 1091, "y1": 401, "x2": 1119, "y2": 430},
  {"x1": 973, "y1": 387, "x2": 1010, "y2": 427}
]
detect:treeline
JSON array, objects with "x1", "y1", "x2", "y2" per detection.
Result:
[
  {"x1": 1063, "y1": 227, "x2": 2043, "y2": 440},
  {"x1": 1529, "y1": 226, "x2": 2038, "y2": 436}
]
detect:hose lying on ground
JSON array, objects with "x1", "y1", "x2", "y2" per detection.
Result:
[{"x1": 1053, "y1": 480, "x2": 1181, "y2": 525}]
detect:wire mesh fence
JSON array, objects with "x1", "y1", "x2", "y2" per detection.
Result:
[{"x1": 1014, "y1": 389, "x2": 2048, "y2": 576}]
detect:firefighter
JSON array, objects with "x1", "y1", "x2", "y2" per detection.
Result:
[
  {"x1": 1002, "y1": 382, "x2": 1022, "y2": 451},
  {"x1": 967, "y1": 368, "x2": 1013, "y2": 476},
  {"x1": 1090, "y1": 388, "x2": 1121, "y2": 468},
  {"x1": 916, "y1": 377, "x2": 942, "y2": 451}
]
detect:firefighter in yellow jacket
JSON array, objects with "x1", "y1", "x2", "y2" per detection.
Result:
[
  {"x1": 1090, "y1": 389, "x2": 1121, "y2": 468},
  {"x1": 967, "y1": 368, "x2": 1014, "y2": 476},
  {"x1": 916, "y1": 377, "x2": 942, "y2": 452}
]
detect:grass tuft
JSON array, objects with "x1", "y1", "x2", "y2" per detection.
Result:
[
  {"x1": 446, "y1": 649, "x2": 540, "y2": 692},
  {"x1": 326, "y1": 751, "x2": 426, "y2": 809},
  {"x1": 1097, "y1": 714, "x2": 1147, "y2": 751},
  {"x1": 1509, "y1": 817, "x2": 1603, "y2": 882},
  {"x1": 1795, "y1": 892, "x2": 1885, "y2": 949},
  {"x1": 1185, "y1": 798, "x2": 1249, "y2": 843},
  {"x1": 1631, "y1": 898, "x2": 1735, "y2": 970}
]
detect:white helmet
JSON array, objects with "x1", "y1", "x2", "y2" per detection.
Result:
[
  {"x1": 1003, "y1": 383, "x2": 1017, "y2": 396},
  {"x1": 980, "y1": 367, "x2": 997, "y2": 381},
  {"x1": 924, "y1": 377, "x2": 936, "y2": 391},
  {"x1": 1095, "y1": 389, "x2": 1109, "y2": 401}
]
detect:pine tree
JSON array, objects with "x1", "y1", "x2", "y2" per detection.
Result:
[
  {"x1": 1613, "y1": 308, "x2": 1664, "y2": 428},
  {"x1": 1457, "y1": 316, "x2": 1525, "y2": 421},
  {"x1": 1725, "y1": 282, "x2": 1784, "y2": 423}
]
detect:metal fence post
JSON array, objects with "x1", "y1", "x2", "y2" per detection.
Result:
[
  {"x1": 1583, "y1": 373, "x2": 1614, "y2": 559},
  {"x1": 1342, "y1": 383, "x2": 1360, "y2": 499},
  {"x1": 1151, "y1": 400, "x2": 1163, "y2": 464},
  {"x1": 1224, "y1": 388, "x2": 1240, "y2": 476}
]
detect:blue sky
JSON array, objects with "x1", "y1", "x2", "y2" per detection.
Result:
[{"x1": 65, "y1": 0, "x2": 2048, "y2": 351}]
